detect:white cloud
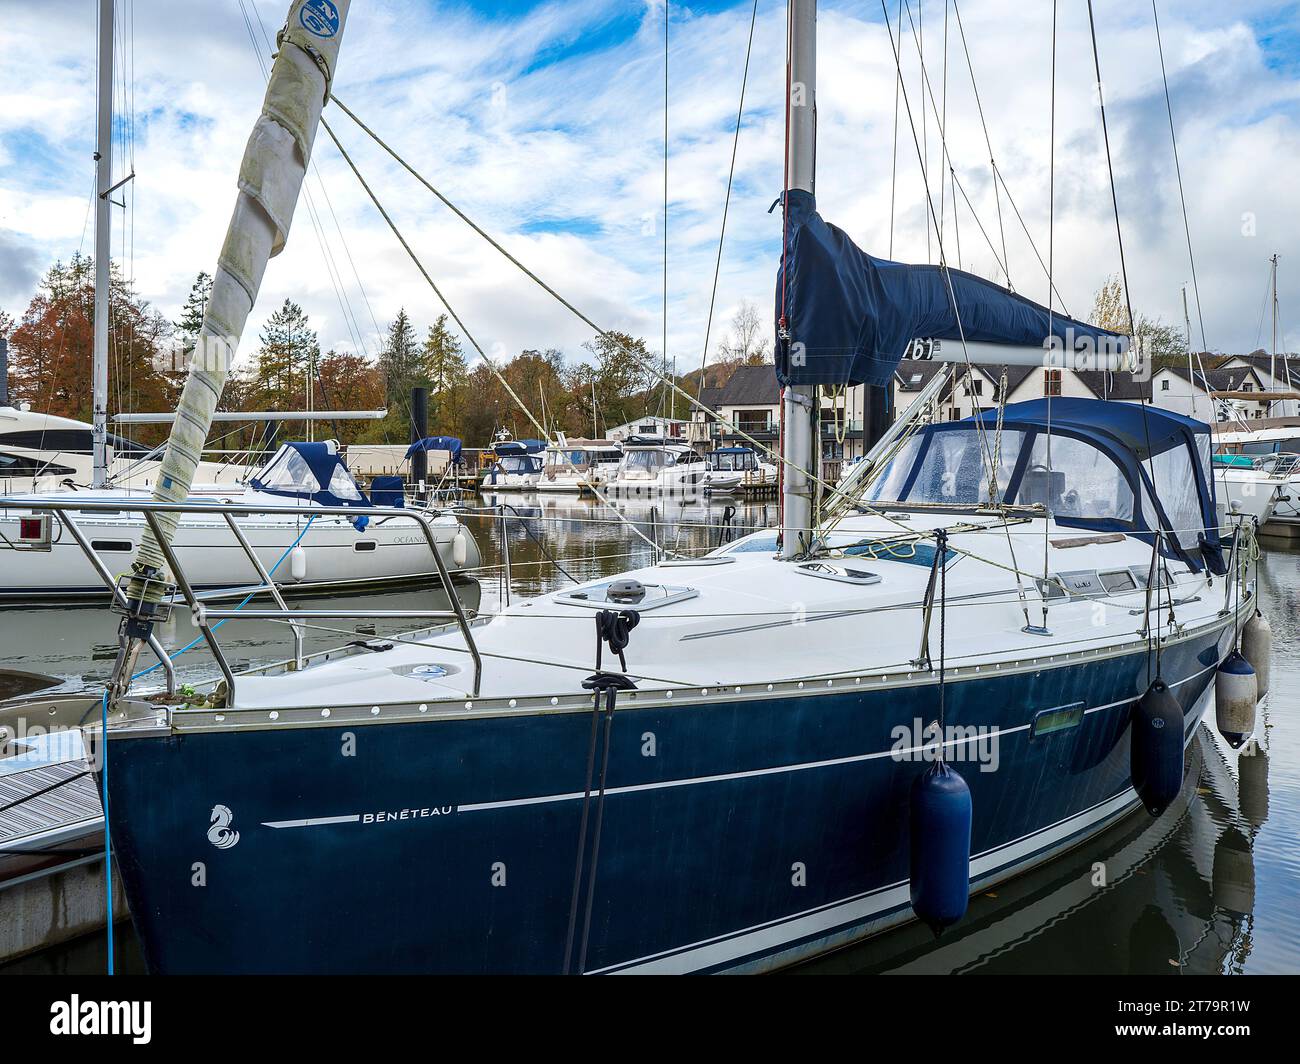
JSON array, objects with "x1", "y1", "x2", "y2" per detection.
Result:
[{"x1": 1, "y1": 0, "x2": 1298, "y2": 373}]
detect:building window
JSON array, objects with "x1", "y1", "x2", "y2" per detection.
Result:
[
  {"x1": 1242, "y1": 382, "x2": 1253, "y2": 392},
  {"x1": 1044, "y1": 369, "x2": 1062, "y2": 397},
  {"x1": 736, "y1": 409, "x2": 773, "y2": 434},
  {"x1": 1161, "y1": 378, "x2": 1169, "y2": 391}
]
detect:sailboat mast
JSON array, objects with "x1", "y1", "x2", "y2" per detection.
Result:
[
  {"x1": 781, "y1": 0, "x2": 817, "y2": 558},
  {"x1": 1270, "y1": 253, "x2": 1280, "y2": 417},
  {"x1": 92, "y1": 0, "x2": 113, "y2": 489},
  {"x1": 108, "y1": 0, "x2": 351, "y2": 699}
]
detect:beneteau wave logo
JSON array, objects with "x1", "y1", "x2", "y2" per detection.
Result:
[
  {"x1": 207, "y1": 804, "x2": 240, "y2": 849},
  {"x1": 50, "y1": 996, "x2": 151, "y2": 1044}
]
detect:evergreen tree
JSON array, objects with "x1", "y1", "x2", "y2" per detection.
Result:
[
  {"x1": 174, "y1": 272, "x2": 212, "y2": 352},
  {"x1": 423, "y1": 314, "x2": 468, "y2": 433},
  {"x1": 255, "y1": 298, "x2": 318, "y2": 409},
  {"x1": 379, "y1": 308, "x2": 421, "y2": 410}
]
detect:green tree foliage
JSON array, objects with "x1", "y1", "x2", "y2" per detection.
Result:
[
  {"x1": 254, "y1": 298, "x2": 318, "y2": 409},
  {"x1": 174, "y1": 271, "x2": 212, "y2": 352},
  {"x1": 424, "y1": 314, "x2": 468, "y2": 433}
]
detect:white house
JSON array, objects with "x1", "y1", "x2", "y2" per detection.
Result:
[
  {"x1": 605, "y1": 415, "x2": 692, "y2": 442},
  {"x1": 1150, "y1": 364, "x2": 1268, "y2": 421}
]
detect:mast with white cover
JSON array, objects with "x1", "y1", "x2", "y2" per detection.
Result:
[{"x1": 108, "y1": 0, "x2": 351, "y2": 696}]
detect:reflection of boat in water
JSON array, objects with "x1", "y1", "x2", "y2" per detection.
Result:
[
  {"x1": 0, "y1": 442, "x2": 481, "y2": 604},
  {"x1": 798, "y1": 718, "x2": 1262, "y2": 974}
]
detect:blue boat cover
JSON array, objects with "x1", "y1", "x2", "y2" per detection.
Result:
[
  {"x1": 969, "y1": 398, "x2": 1220, "y2": 566},
  {"x1": 774, "y1": 190, "x2": 1126, "y2": 388},
  {"x1": 972, "y1": 398, "x2": 1208, "y2": 460},
  {"x1": 494, "y1": 439, "x2": 546, "y2": 455},
  {"x1": 251, "y1": 442, "x2": 371, "y2": 529},
  {"x1": 406, "y1": 436, "x2": 463, "y2": 463},
  {"x1": 709, "y1": 447, "x2": 755, "y2": 455}
]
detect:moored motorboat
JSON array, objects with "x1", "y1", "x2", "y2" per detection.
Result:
[
  {"x1": 608, "y1": 436, "x2": 706, "y2": 494},
  {"x1": 536, "y1": 439, "x2": 622, "y2": 493},
  {"x1": 479, "y1": 440, "x2": 545, "y2": 492}
]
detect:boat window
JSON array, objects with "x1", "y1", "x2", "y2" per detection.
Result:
[
  {"x1": 0, "y1": 452, "x2": 77, "y2": 477},
  {"x1": 498, "y1": 456, "x2": 538, "y2": 474},
  {"x1": 865, "y1": 430, "x2": 1024, "y2": 505},
  {"x1": 258, "y1": 448, "x2": 322, "y2": 493},
  {"x1": 625, "y1": 450, "x2": 666, "y2": 473},
  {"x1": 1009, "y1": 433, "x2": 1134, "y2": 523},
  {"x1": 327, "y1": 463, "x2": 364, "y2": 503},
  {"x1": 1147, "y1": 446, "x2": 1203, "y2": 551}
]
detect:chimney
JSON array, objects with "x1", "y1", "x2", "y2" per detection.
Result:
[{"x1": 0, "y1": 335, "x2": 9, "y2": 407}]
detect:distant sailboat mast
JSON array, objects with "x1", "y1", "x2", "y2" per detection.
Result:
[{"x1": 92, "y1": 0, "x2": 113, "y2": 488}]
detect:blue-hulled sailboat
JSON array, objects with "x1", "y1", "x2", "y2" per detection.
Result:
[{"x1": 43, "y1": 0, "x2": 1264, "y2": 973}]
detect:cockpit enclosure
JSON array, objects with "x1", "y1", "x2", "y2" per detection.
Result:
[
  {"x1": 250, "y1": 442, "x2": 372, "y2": 510},
  {"x1": 708, "y1": 447, "x2": 761, "y2": 472},
  {"x1": 861, "y1": 398, "x2": 1221, "y2": 571}
]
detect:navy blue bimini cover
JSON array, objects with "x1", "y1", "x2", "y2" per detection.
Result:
[
  {"x1": 493, "y1": 439, "x2": 546, "y2": 456},
  {"x1": 406, "y1": 435, "x2": 463, "y2": 463},
  {"x1": 774, "y1": 190, "x2": 1126, "y2": 388},
  {"x1": 251, "y1": 442, "x2": 371, "y2": 511}
]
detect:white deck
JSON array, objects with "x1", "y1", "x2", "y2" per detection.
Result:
[{"x1": 230, "y1": 511, "x2": 1224, "y2": 712}]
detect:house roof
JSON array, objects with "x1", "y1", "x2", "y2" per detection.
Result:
[
  {"x1": 895, "y1": 360, "x2": 1036, "y2": 397},
  {"x1": 1161, "y1": 364, "x2": 1262, "y2": 394},
  {"x1": 709, "y1": 364, "x2": 781, "y2": 408},
  {"x1": 1225, "y1": 352, "x2": 1300, "y2": 377},
  {"x1": 1076, "y1": 369, "x2": 1153, "y2": 401}
]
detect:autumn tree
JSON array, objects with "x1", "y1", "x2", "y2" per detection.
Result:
[
  {"x1": 6, "y1": 254, "x2": 176, "y2": 441},
  {"x1": 584, "y1": 330, "x2": 656, "y2": 430},
  {"x1": 314, "y1": 349, "x2": 384, "y2": 444},
  {"x1": 1089, "y1": 274, "x2": 1184, "y2": 368}
]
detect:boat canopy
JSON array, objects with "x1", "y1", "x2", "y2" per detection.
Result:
[
  {"x1": 494, "y1": 439, "x2": 545, "y2": 456},
  {"x1": 406, "y1": 435, "x2": 463, "y2": 463},
  {"x1": 251, "y1": 442, "x2": 371, "y2": 512},
  {"x1": 774, "y1": 190, "x2": 1126, "y2": 388},
  {"x1": 862, "y1": 398, "x2": 1221, "y2": 570}
]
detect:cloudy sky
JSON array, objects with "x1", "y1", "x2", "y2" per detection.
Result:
[{"x1": 1, "y1": 0, "x2": 1297, "y2": 378}]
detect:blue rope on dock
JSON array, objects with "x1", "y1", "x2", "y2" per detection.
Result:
[{"x1": 132, "y1": 515, "x2": 318, "y2": 679}]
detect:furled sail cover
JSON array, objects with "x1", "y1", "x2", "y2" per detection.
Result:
[{"x1": 774, "y1": 190, "x2": 1126, "y2": 388}]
